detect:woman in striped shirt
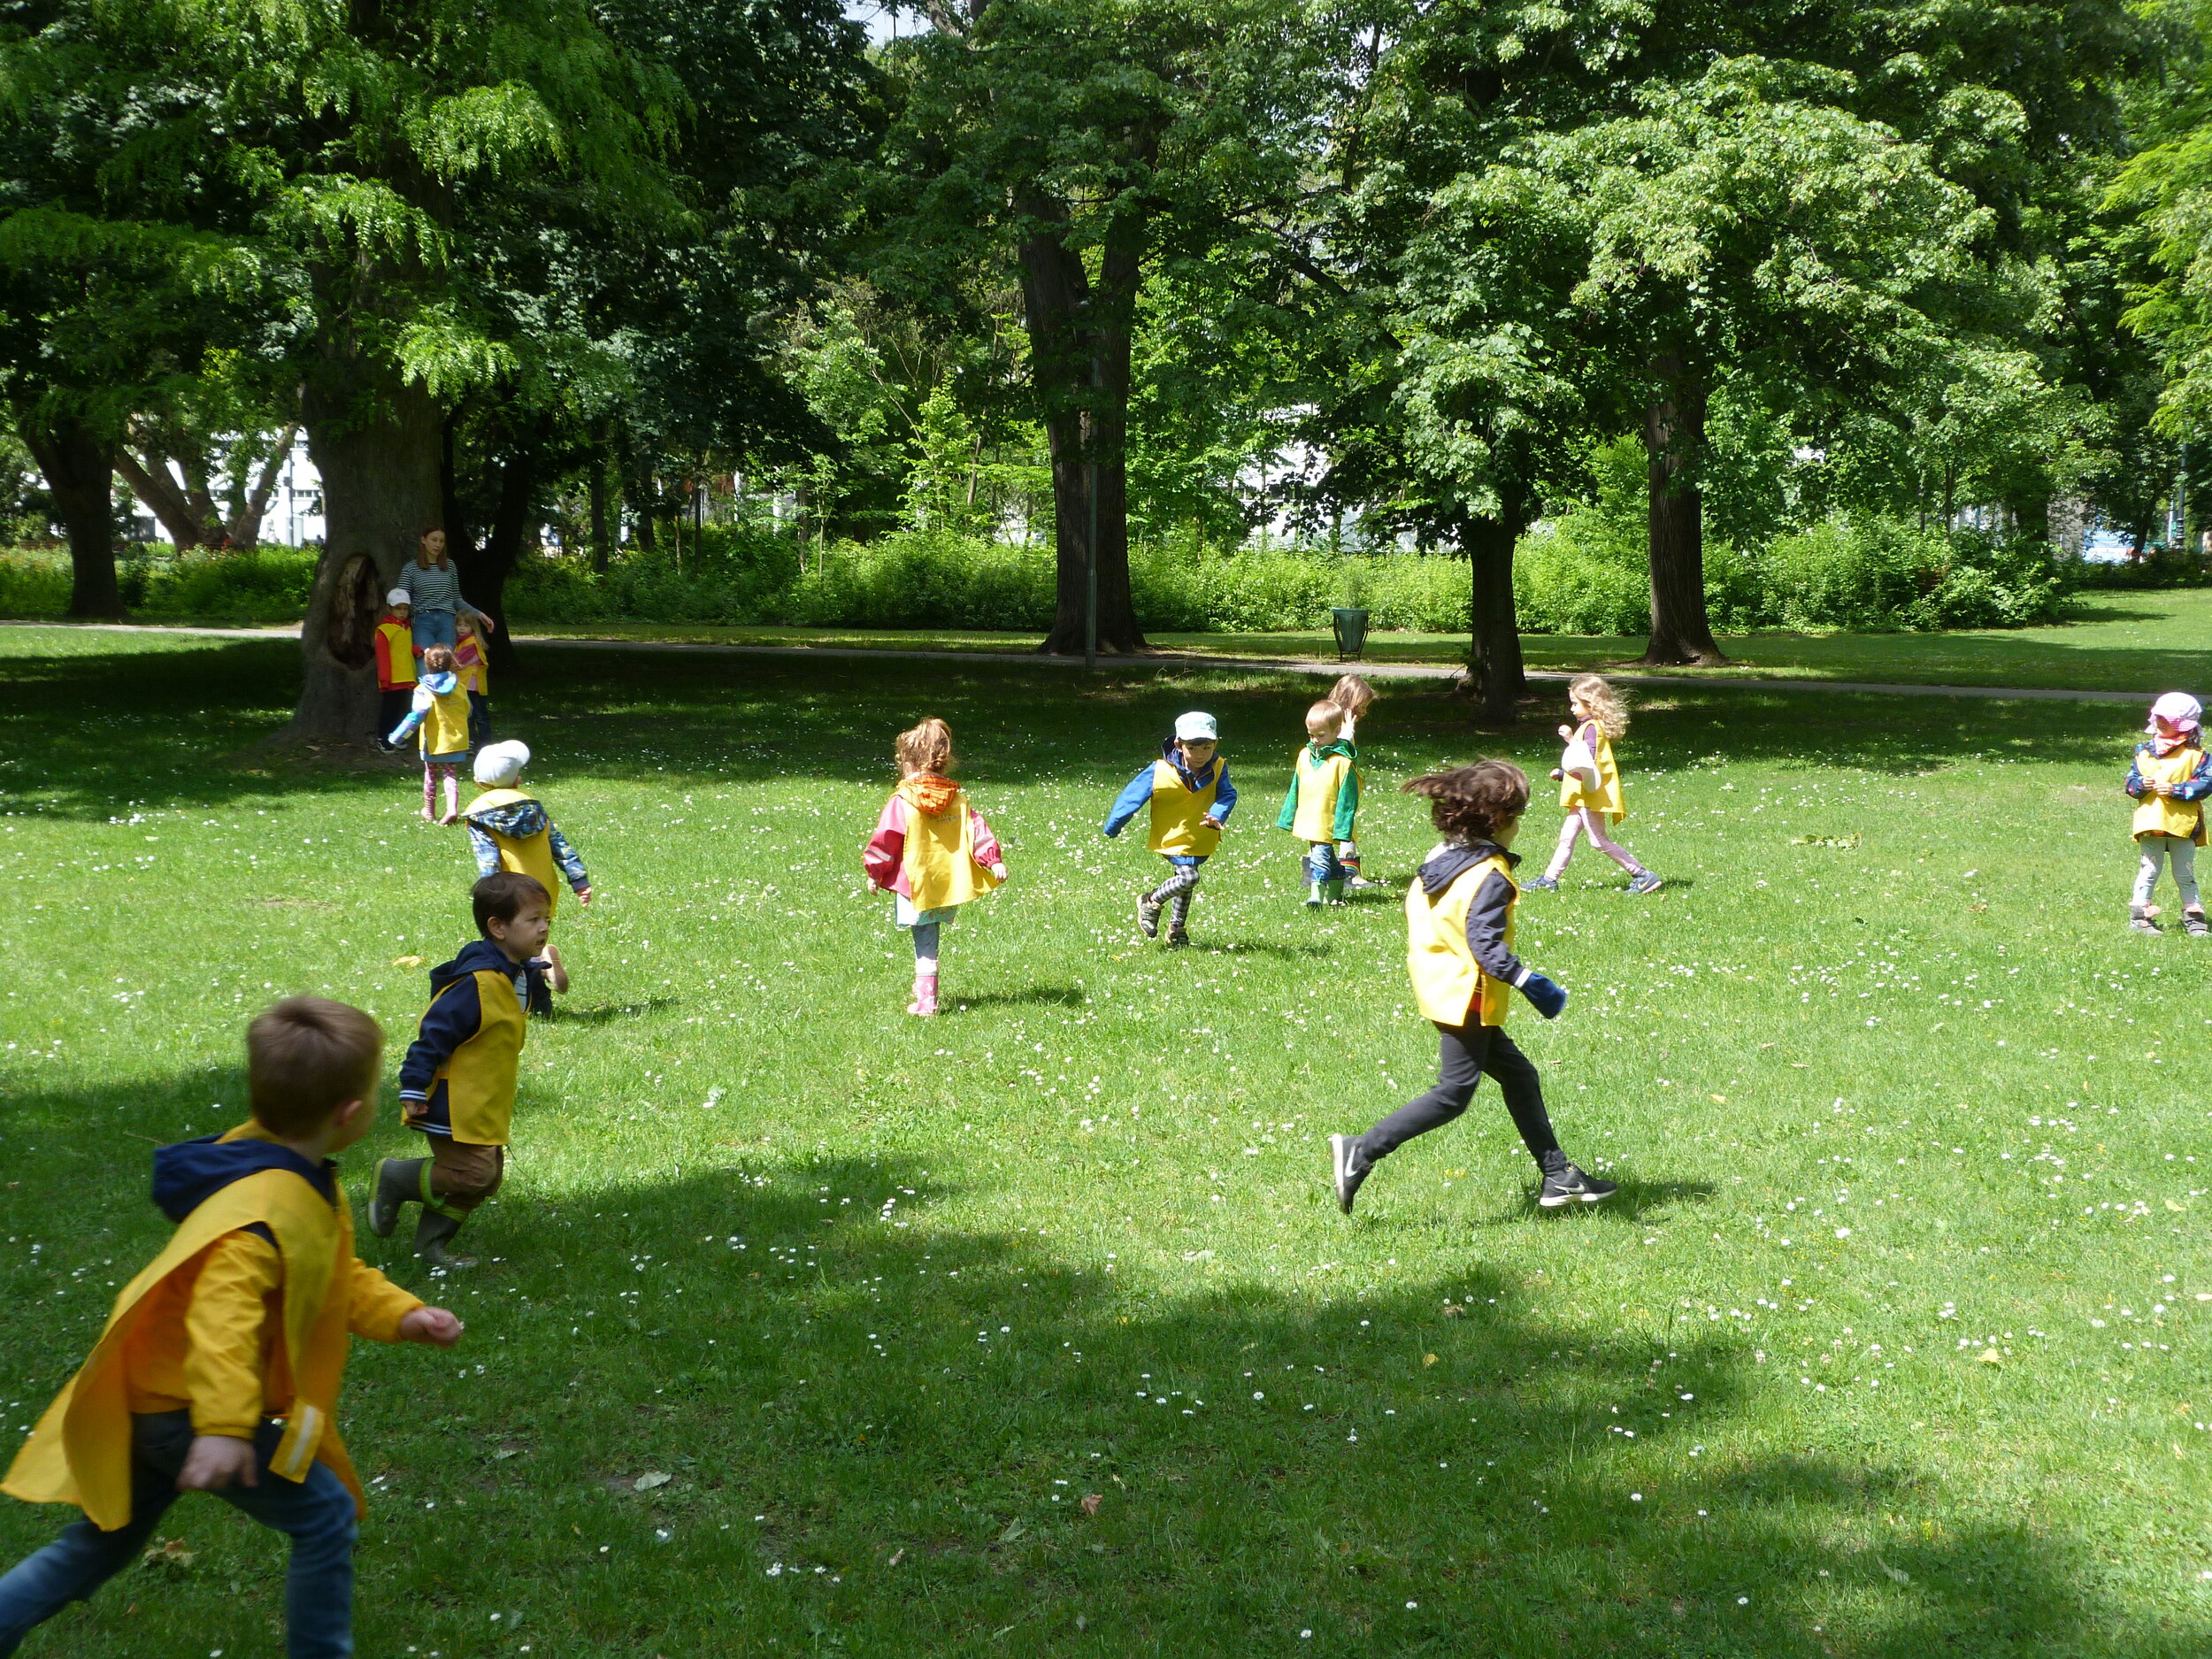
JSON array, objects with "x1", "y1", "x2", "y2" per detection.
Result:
[{"x1": 396, "y1": 527, "x2": 496, "y2": 652}]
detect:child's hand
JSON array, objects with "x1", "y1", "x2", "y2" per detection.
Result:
[
  {"x1": 1517, "y1": 972, "x2": 1569, "y2": 1020},
  {"x1": 1204, "y1": 816, "x2": 1224, "y2": 832},
  {"x1": 541, "y1": 942, "x2": 569, "y2": 995},
  {"x1": 400, "y1": 1307, "x2": 465, "y2": 1347},
  {"x1": 1556, "y1": 725, "x2": 1573, "y2": 740},
  {"x1": 989, "y1": 864, "x2": 1009, "y2": 882},
  {"x1": 575, "y1": 886, "x2": 593, "y2": 907},
  {"x1": 177, "y1": 1435, "x2": 258, "y2": 1492},
  {"x1": 1548, "y1": 769, "x2": 1564, "y2": 782}
]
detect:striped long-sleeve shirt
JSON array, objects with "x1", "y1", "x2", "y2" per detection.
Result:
[{"x1": 396, "y1": 559, "x2": 481, "y2": 618}]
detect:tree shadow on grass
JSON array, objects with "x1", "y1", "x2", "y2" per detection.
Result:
[
  {"x1": 947, "y1": 986, "x2": 1090, "y2": 1011},
  {"x1": 0, "y1": 1079, "x2": 2198, "y2": 1659}
]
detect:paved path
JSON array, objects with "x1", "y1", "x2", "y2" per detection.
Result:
[{"x1": 3, "y1": 618, "x2": 2149, "y2": 703}]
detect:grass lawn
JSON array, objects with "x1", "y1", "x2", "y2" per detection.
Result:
[
  {"x1": 1, "y1": 627, "x2": 2208, "y2": 1657},
  {"x1": 509, "y1": 587, "x2": 2212, "y2": 694}
]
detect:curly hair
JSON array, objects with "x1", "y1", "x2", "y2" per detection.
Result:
[
  {"x1": 1569, "y1": 674, "x2": 1628, "y2": 739},
  {"x1": 1402, "y1": 759, "x2": 1529, "y2": 844},
  {"x1": 895, "y1": 717, "x2": 955, "y2": 777}
]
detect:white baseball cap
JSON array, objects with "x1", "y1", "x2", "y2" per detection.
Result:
[
  {"x1": 472, "y1": 740, "x2": 531, "y2": 787},
  {"x1": 1174, "y1": 711, "x2": 1218, "y2": 742},
  {"x1": 385, "y1": 588, "x2": 411, "y2": 608}
]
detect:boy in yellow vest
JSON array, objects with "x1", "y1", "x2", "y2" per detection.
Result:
[
  {"x1": 0, "y1": 997, "x2": 462, "y2": 1656},
  {"x1": 388, "y1": 643, "x2": 473, "y2": 825},
  {"x1": 371, "y1": 872, "x2": 555, "y2": 1268},
  {"x1": 1276, "y1": 701, "x2": 1360, "y2": 907},
  {"x1": 463, "y1": 741, "x2": 593, "y2": 917},
  {"x1": 1326, "y1": 760, "x2": 1617, "y2": 1214},
  {"x1": 373, "y1": 588, "x2": 417, "y2": 751},
  {"x1": 2125, "y1": 691, "x2": 2212, "y2": 935},
  {"x1": 862, "y1": 718, "x2": 1008, "y2": 1016},
  {"x1": 1104, "y1": 711, "x2": 1239, "y2": 948}
]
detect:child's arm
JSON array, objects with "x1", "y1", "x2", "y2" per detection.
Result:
[
  {"x1": 1466, "y1": 871, "x2": 1566, "y2": 1017},
  {"x1": 466, "y1": 823, "x2": 503, "y2": 879},
  {"x1": 1333, "y1": 764, "x2": 1360, "y2": 843},
  {"x1": 547, "y1": 821, "x2": 592, "y2": 902},
  {"x1": 388, "y1": 683, "x2": 434, "y2": 746},
  {"x1": 2124, "y1": 751, "x2": 2148, "y2": 798},
  {"x1": 1102, "y1": 767, "x2": 1156, "y2": 838},
  {"x1": 862, "y1": 795, "x2": 909, "y2": 889},
  {"x1": 398, "y1": 979, "x2": 483, "y2": 1113},
  {"x1": 1275, "y1": 768, "x2": 1301, "y2": 832},
  {"x1": 1209, "y1": 764, "x2": 1238, "y2": 826},
  {"x1": 969, "y1": 807, "x2": 1009, "y2": 879},
  {"x1": 182, "y1": 1232, "x2": 282, "y2": 1448},
  {"x1": 347, "y1": 1259, "x2": 430, "y2": 1341},
  {"x1": 373, "y1": 629, "x2": 397, "y2": 691},
  {"x1": 2175, "y1": 750, "x2": 2212, "y2": 802}
]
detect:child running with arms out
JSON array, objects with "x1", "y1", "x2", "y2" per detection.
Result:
[
  {"x1": 1329, "y1": 760, "x2": 1617, "y2": 1213},
  {"x1": 1277, "y1": 700, "x2": 1359, "y2": 907},
  {"x1": 1524, "y1": 673, "x2": 1661, "y2": 895},
  {"x1": 1329, "y1": 674, "x2": 1380, "y2": 890},
  {"x1": 371, "y1": 873, "x2": 559, "y2": 1269},
  {"x1": 0, "y1": 998, "x2": 462, "y2": 1659},
  {"x1": 2125, "y1": 691, "x2": 2212, "y2": 935},
  {"x1": 463, "y1": 741, "x2": 592, "y2": 915},
  {"x1": 862, "y1": 718, "x2": 1008, "y2": 1018},
  {"x1": 388, "y1": 643, "x2": 474, "y2": 826},
  {"x1": 1105, "y1": 711, "x2": 1238, "y2": 948}
]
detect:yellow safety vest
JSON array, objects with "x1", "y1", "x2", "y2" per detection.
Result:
[
  {"x1": 463, "y1": 789, "x2": 563, "y2": 915},
  {"x1": 1286, "y1": 748, "x2": 1353, "y2": 843},
  {"x1": 424, "y1": 968, "x2": 528, "y2": 1145},
  {"x1": 1405, "y1": 852, "x2": 1516, "y2": 1027},
  {"x1": 2133, "y1": 746, "x2": 2208, "y2": 844},
  {"x1": 419, "y1": 681, "x2": 472, "y2": 757},
  {"x1": 1560, "y1": 725, "x2": 1627, "y2": 822},
  {"x1": 900, "y1": 785, "x2": 1000, "y2": 911},
  {"x1": 4, "y1": 1127, "x2": 367, "y2": 1529},
  {"x1": 1148, "y1": 760, "x2": 1222, "y2": 856}
]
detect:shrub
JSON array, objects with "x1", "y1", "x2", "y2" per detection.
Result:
[{"x1": 1513, "y1": 511, "x2": 1650, "y2": 634}]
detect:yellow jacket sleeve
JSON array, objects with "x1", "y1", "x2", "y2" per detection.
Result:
[
  {"x1": 184, "y1": 1232, "x2": 281, "y2": 1440},
  {"x1": 347, "y1": 1260, "x2": 425, "y2": 1343}
]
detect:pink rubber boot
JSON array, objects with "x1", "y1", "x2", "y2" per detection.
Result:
[{"x1": 907, "y1": 972, "x2": 939, "y2": 1017}]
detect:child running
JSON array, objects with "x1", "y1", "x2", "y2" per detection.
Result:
[
  {"x1": 0, "y1": 998, "x2": 462, "y2": 1657},
  {"x1": 1329, "y1": 673, "x2": 1380, "y2": 889},
  {"x1": 388, "y1": 644, "x2": 474, "y2": 826},
  {"x1": 372, "y1": 872, "x2": 558, "y2": 1269},
  {"x1": 1105, "y1": 711, "x2": 1238, "y2": 948},
  {"x1": 2125, "y1": 691, "x2": 2212, "y2": 935},
  {"x1": 463, "y1": 741, "x2": 592, "y2": 915},
  {"x1": 373, "y1": 588, "x2": 418, "y2": 751},
  {"x1": 1328, "y1": 760, "x2": 1617, "y2": 1212},
  {"x1": 862, "y1": 718, "x2": 1008, "y2": 1018},
  {"x1": 1524, "y1": 673, "x2": 1661, "y2": 895},
  {"x1": 1277, "y1": 700, "x2": 1359, "y2": 907}
]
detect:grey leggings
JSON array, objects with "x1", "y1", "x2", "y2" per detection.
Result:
[
  {"x1": 911, "y1": 921, "x2": 941, "y2": 963},
  {"x1": 2134, "y1": 834, "x2": 2200, "y2": 909}
]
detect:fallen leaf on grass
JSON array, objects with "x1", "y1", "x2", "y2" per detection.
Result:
[
  {"x1": 1440, "y1": 1302, "x2": 1464, "y2": 1317},
  {"x1": 141, "y1": 1538, "x2": 195, "y2": 1571},
  {"x1": 634, "y1": 1471, "x2": 672, "y2": 1491},
  {"x1": 1875, "y1": 1556, "x2": 1911, "y2": 1585},
  {"x1": 392, "y1": 955, "x2": 424, "y2": 968},
  {"x1": 1976, "y1": 1349, "x2": 2002, "y2": 1366},
  {"x1": 1079, "y1": 1493, "x2": 1102, "y2": 1516},
  {"x1": 887, "y1": 1548, "x2": 905, "y2": 1566},
  {"x1": 998, "y1": 1517, "x2": 1026, "y2": 1544},
  {"x1": 1423, "y1": 1353, "x2": 1439, "y2": 1367}
]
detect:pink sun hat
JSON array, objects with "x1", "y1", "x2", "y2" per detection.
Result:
[{"x1": 2148, "y1": 692, "x2": 2202, "y2": 735}]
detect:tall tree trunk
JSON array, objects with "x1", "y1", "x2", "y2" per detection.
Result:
[
  {"x1": 588, "y1": 426, "x2": 612, "y2": 573},
  {"x1": 1642, "y1": 353, "x2": 1725, "y2": 665},
  {"x1": 225, "y1": 426, "x2": 298, "y2": 549},
  {"x1": 21, "y1": 415, "x2": 122, "y2": 618},
  {"x1": 1463, "y1": 502, "x2": 1527, "y2": 725},
  {"x1": 284, "y1": 373, "x2": 442, "y2": 745},
  {"x1": 470, "y1": 449, "x2": 534, "y2": 678}
]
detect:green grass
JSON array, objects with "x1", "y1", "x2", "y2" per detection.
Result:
[{"x1": 1, "y1": 626, "x2": 2208, "y2": 1657}]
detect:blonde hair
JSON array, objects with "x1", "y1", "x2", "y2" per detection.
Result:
[
  {"x1": 895, "y1": 717, "x2": 954, "y2": 777},
  {"x1": 1329, "y1": 674, "x2": 1375, "y2": 718},
  {"x1": 1569, "y1": 674, "x2": 1628, "y2": 739},
  {"x1": 1304, "y1": 700, "x2": 1344, "y2": 741}
]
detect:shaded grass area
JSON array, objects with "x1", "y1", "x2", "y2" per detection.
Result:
[{"x1": 0, "y1": 626, "x2": 2208, "y2": 1656}]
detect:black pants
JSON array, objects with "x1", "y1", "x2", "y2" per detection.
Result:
[
  {"x1": 1356, "y1": 1019, "x2": 1563, "y2": 1173},
  {"x1": 377, "y1": 687, "x2": 412, "y2": 744}
]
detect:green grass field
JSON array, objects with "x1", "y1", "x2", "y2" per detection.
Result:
[{"x1": 1, "y1": 626, "x2": 2208, "y2": 1657}]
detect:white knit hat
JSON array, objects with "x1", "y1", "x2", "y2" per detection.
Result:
[
  {"x1": 1173, "y1": 711, "x2": 1218, "y2": 742},
  {"x1": 472, "y1": 740, "x2": 531, "y2": 787},
  {"x1": 385, "y1": 588, "x2": 411, "y2": 608}
]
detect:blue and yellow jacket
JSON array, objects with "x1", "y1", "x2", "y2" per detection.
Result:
[
  {"x1": 1104, "y1": 739, "x2": 1239, "y2": 856},
  {"x1": 2125, "y1": 740, "x2": 2212, "y2": 843},
  {"x1": 1276, "y1": 739, "x2": 1359, "y2": 843},
  {"x1": 398, "y1": 939, "x2": 550, "y2": 1148},
  {"x1": 465, "y1": 794, "x2": 589, "y2": 902}
]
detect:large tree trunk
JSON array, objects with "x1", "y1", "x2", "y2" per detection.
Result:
[
  {"x1": 588, "y1": 426, "x2": 612, "y2": 573},
  {"x1": 1464, "y1": 505, "x2": 1527, "y2": 725},
  {"x1": 21, "y1": 415, "x2": 122, "y2": 618},
  {"x1": 1018, "y1": 195, "x2": 1145, "y2": 656},
  {"x1": 284, "y1": 373, "x2": 442, "y2": 745},
  {"x1": 1642, "y1": 354, "x2": 1725, "y2": 665},
  {"x1": 113, "y1": 449, "x2": 210, "y2": 550},
  {"x1": 470, "y1": 448, "x2": 535, "y2": 678}
]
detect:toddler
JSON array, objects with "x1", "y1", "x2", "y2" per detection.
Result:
[
  {"x1": 463, "y1": 741, "x2": 592, "y2": 915},
  {"x1": 1105, "y1": 711, "x2": 1237, "y2": 947},
  {"x1": 862, "y1": 718, "x2": 1007, "y2": 1016},
  {"x1": 373, "y1": 588, "x2": 417, "y2": 750},
  {"x1": 1524, "y1": 673, "x2": 1660, "y2": 895},
  {"x1": 1277, "y1": 700, "x2": 1359, "y2": 906},
  {"x1": 388, "y1": 645, "x2": 473, "y2": 825},
  {"x1": 2125, "y1": 691, "x2": 2212, "y2": 934},
  {"x1": 453, "y1": 615, "x2": 493, "y2": 748},
  {"x1": 1329, "y1": 674, "x2": 1379, "y2": 888}
]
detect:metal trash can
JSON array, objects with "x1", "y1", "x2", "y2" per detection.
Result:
[{"x1": 1330, "y1": 607, "x2": 1371, "y2": 661}]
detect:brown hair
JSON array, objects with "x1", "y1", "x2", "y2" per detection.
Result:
[
  {"x1": 422, "y1": 644, "x2": 457, "y2": 674},
  {"x1": 1568, "y1": 674, "x2": 1628, "y2": 739},
  {"x1": 1329, "y1": 673, "x2": 1375, "y2": 718},
  {"x1": 1304, "y1": 700, "x2": 1344, "y2": 740},
  {"x1": 473, "y1": 871, "x2": 550, "y2": 935},
  {"x1": 1402, "y1": 760, "x2": 1529, "y2": 844},
  {"x1": 895, "y1": 717, "x2": 954, "y2": 778},
  {"x1": 247, "y1": 997, "x2": 384, "y2": 1135},
  {"x1": 418, "y1": 526, "x2": 450, "y2": 569}
]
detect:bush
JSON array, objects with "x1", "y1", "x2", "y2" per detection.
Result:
[
  {"x1": 1513, "y1": 510, "x2": 1650, "y2": 634},
  {"x1": 0, "y1": 544, "x2": 319, "y2": 621}
]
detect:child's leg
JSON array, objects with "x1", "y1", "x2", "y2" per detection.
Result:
[
  {"x1": 1481, "y1": 1029, "x2": 1566, "y2": 1173},
  {"x1": 0, "y1": 1415, "x2": 182, "y2": 1647},
  {"x1": 422, "y1": 761, "x2": 437, "y2": 819},
  {"x1": 1337, "y1": 838, "x2": 1360, "y2": 879},
  {"x1": 439, "y1": 764, "x2": 460, "y2": 819},
  {"x1": 1302, "y1": 841, "x2": 1336, "y2": 902},
  {"x1": 2173, "y1": 837, "x2": 2203, "y2": 911},
  {"x1": 910, "y1": 920, "x2": 941, "y2": 1015},
  {"x1": 2132, "y1": 837, "x2": 2168, "y2": 909},
  {"x1": 1348, "y1": 1019, "x2": 1486, "y2": 1167},
  {"x1": 468, "y1": 692, "x2": 492, "y2": 747},
  {"x1": 1578, "y1": 808, "x2": 1650, "y2": 877},
  {"x1": 1541, "y1": 811, "x2": 1585, "y2": 880},
  {"x1": 216, "y1": 1419, "x2": 358, "y2": 1658},
  {"x1": 413, "y1": 1140, "x2": 503, "y2": 1263},
  {"x1": 1167, "y1": 869, "x2": 1201, "y2": 936}
]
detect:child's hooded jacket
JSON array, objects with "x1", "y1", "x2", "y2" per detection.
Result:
[
  {"x1": 464, "y1": 791, "x2": 588, "y2": 914},
  {"x1": 864, "y1": 773, "x2": 1004, "y2": 911},
  {"x1": 1104, "y1": 739, "x2": 1239, "y2": 856},
  {"x1": 1405, "y1": 840, "x2": 1527, "y2": 1027},
  {"x1": 388, "y1": 671, "x2": 472, "y2": 757},
  {"x1": 1276, "y1": 739, "x2": 1359, "y2": 843},
  {"x1": 3, "y1": 1125, "x2": 421, "y2": 1530},
  {"x1": 399, "y1": 941, "x2": 551, "y2": 1147},
  {"x1": 2126, "y1": 740, "x2": 2212, "y2": 843},
  {"x1": 373, "y1": 613, "x2": 417, "y2": 692}
]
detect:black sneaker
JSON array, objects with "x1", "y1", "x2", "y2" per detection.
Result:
[
  {"x1": 1137, "y1": 895, "x2": 1163, "y2": 939},
  {"x1": 1164, "y1": 928, "x2": 1190, "y2": 949},
  {"x1": 1539, "y1": 1164, "x2": 1618, "y2": 1208},
  {"x1": 1329, "y1": 1134, "x2": 1370, "y2": 1215}
]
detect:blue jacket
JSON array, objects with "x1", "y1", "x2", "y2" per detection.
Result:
[
  {"x1": 397, "y1": 938, "x2": 550, "y2": 1110},
  {"x1": 1103, "y1": 739, "x2": 1239, "y2": 839},
  {"x1": 151, "y1": 1133, "x2": 337, "y2": 1244},
  {"x1": 465, "y1": 795, "x2": 589, "y2": 892}
]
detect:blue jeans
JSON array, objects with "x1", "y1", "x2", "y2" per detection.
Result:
[
  {"x1": 0, "y1": 1411, "x2": 357, "y2": 1657},
  {"x1": 409, "y1": 609, "x2": 457, "y2": 651},
  {"x1": 1302, "y1": 841, "x2": 1345, "y2": 884}
]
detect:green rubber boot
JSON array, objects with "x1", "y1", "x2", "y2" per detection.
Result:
[
  {"x1": 412, "y1": 1209, "x2": 476, "y2": 1271},
  {"x1": 1323, "y1": 878, "x2": 1347, "y2": 905},
  {"x1": 369, "y1": 1158, "x2": 423, "y2": 1239}
]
